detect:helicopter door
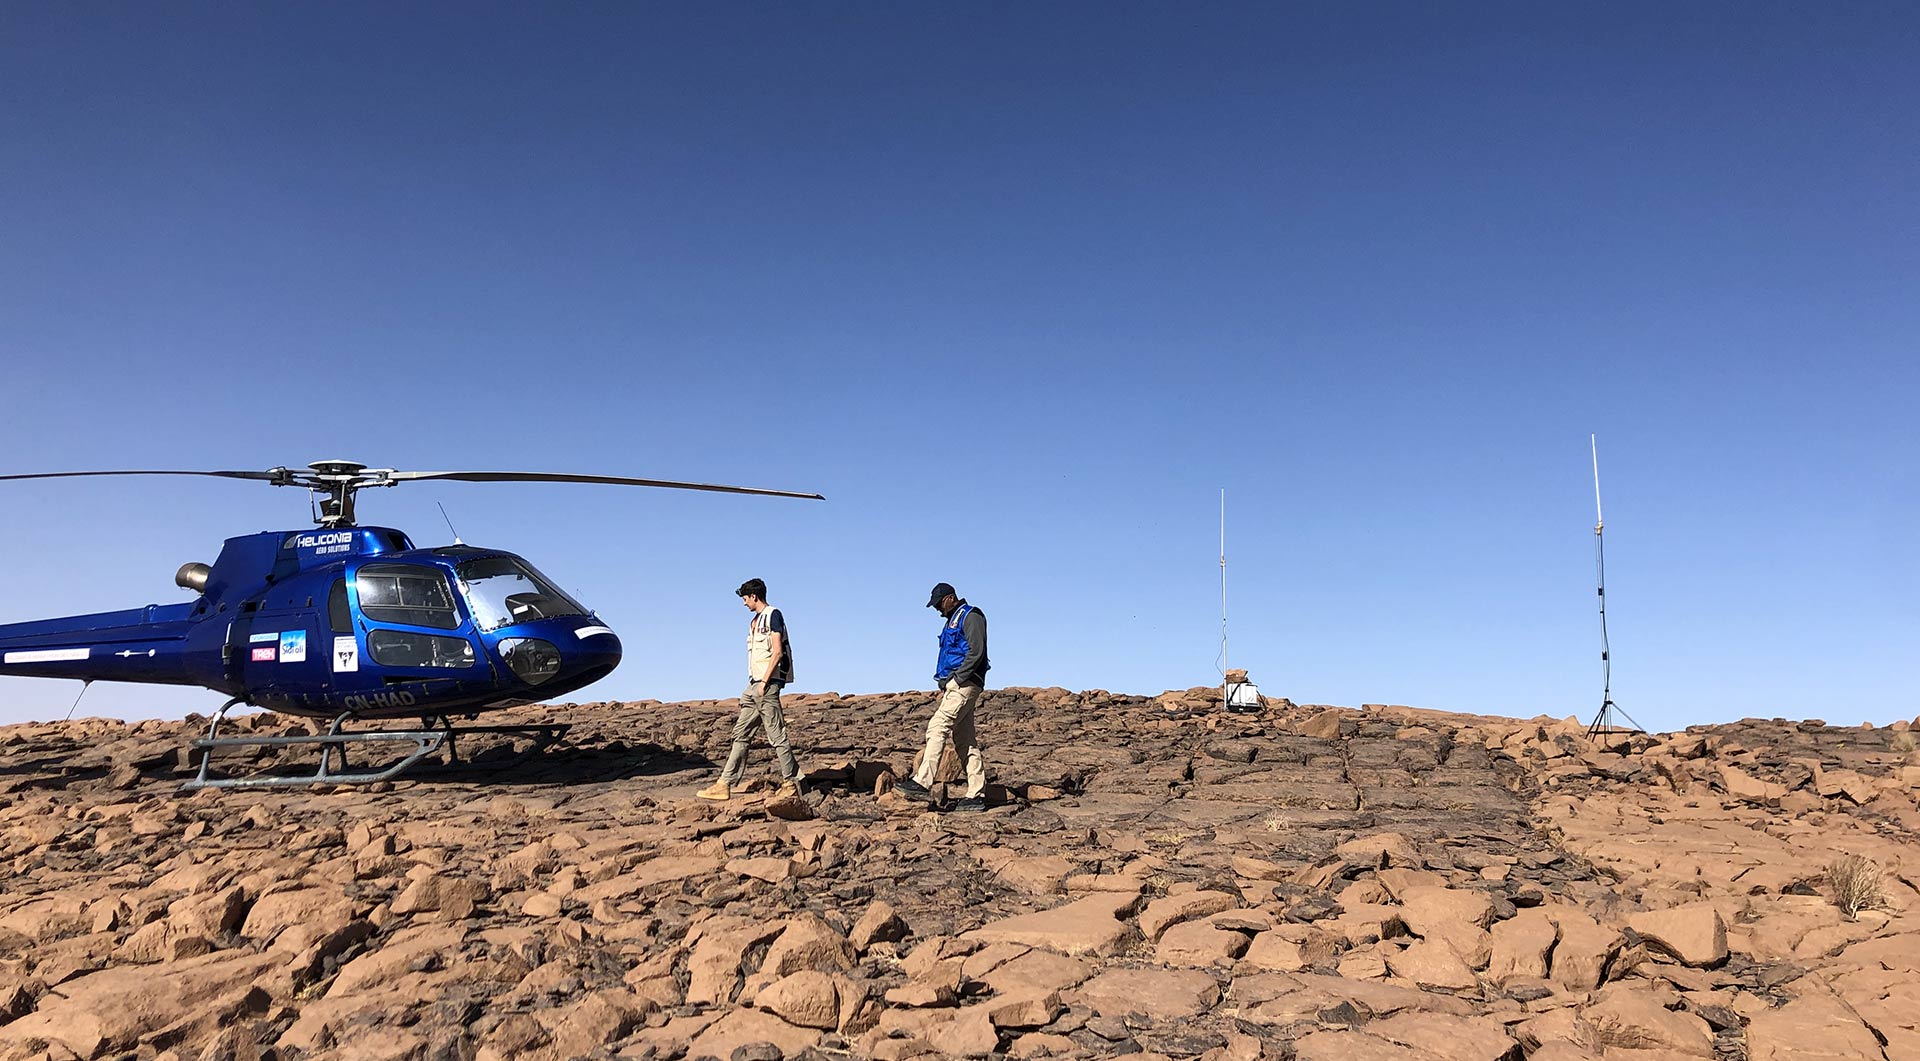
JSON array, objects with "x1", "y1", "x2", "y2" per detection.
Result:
[
  {"x1": 337, "y1": 564, "x2": 492, "y2": 706},
  {"x1": 222, "y1": 614, "x2": 254, "y2": 691},
  {"x1": 325, "y1": 579, "x2": 358, "y2": 679}
]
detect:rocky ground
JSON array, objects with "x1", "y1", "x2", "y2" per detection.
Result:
[{"x1": 0, "y1": 688, "x2": 1915, "y2": 1061}]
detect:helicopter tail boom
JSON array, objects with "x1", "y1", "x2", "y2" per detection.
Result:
[{"x1": 0, "y1": 605, "x2": 201, "y2": 688}]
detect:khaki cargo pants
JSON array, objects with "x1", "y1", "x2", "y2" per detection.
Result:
[
  {"x1": 911, "y1": 678, "x2": 987, "y2": 798},
  {"x1": 719, "y1": 679, "x2": 799, "y2": 784}
]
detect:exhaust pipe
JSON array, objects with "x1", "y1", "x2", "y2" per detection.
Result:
[{"x1": 176, "y1": 562, "x2": 210, "y2": 593}]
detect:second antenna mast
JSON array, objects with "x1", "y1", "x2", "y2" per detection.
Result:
[{"x1": 1587, "y1": 435, "x2": 1644, "y2": 737}]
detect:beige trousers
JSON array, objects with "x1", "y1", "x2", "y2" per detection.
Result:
[
  {"x1": 912, "y1": 678, "x2": 987, "y2": 798},
  {"x1": 720, "y1": 680, "x2": 798, "y2": 783}
]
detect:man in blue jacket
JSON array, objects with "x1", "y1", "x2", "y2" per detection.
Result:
[{"x1": 897, "y1": 582, "x2": 990, "y2": 812}]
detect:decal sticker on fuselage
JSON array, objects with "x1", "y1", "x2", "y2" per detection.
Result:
[
  {"x1": 574, "y1": 626, "x2": 614, "y2": 639},
  {"x1": 249, "y1": 631, "x2": 278, "y2": 643},
  {"x1": 251, "y1": 646, "x2": 277, "y2": 662},
  {"x1": 279, "y1": 630, "x2": 307, "y2": 663},
  {"x1": 3, "y1": 647, "x2": 92, "y2": 664},
  {"x1": 291, "y1": 531, "x2": 356, "y2": 557},
  {"x1": 333, "y1": 636, "x2": 358, "y2": 673},
  {"x1": 342, "y1": 690, "x2": 417, "y2": 711}
]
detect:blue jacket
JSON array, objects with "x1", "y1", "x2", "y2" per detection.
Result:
[{"x1": 935, "y1": 602, "x2": 989, "y2": 686}]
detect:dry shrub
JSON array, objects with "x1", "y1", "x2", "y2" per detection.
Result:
[{"x1": 1826, "y1": 854, "x2": 1884, "y2": 921}]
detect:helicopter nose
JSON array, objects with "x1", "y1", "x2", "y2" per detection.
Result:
[
  {"x1": 568, "y1": 623, "x2": 622, "y2": 677},
  {"x1": 495, "y1": 620, "x2": 621, "y2": 693},
  {"x1": 546, "y1": 621, "x2": 621, "y2": 687}
]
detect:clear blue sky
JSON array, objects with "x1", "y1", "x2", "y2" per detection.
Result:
[{"x1": 2, "y1": 4, "x2": 1914, "y2": 731}]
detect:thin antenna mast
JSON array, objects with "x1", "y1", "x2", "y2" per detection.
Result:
[
  {"x1": 437, "y1": 502, "x2": 464, "y2": 546},
  {"x1": 1219, "y1": 488, "x2": 1228, "y2": 709},
  {"x1": 1587, "y1": 435, "x2": 1644, "y2": 737}
]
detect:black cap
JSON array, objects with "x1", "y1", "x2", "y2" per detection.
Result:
[{"x1": 926, "y1": 582, "x2": 956, "y2": 608}]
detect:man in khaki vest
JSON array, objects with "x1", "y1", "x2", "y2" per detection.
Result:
[{"x1": 698, "y1": 579, "x2": 800, "y2": 800}]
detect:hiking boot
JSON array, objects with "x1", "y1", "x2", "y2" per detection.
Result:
[
  {"x1": 894, "y1": 778, "x2": 936, "y2": 804},
  {"x1": 773, "y1": 779, "x2": 800, "y2": 799},
  {"x1": 695, "y1": 781, "x2": 731, "y2": 801},
  {"x1": 950, "y1": 796, "x2": 987, "y2": 813}
]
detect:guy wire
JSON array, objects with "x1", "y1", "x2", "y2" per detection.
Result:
[{"x1": 63, "y1": 679, "x2": 92, "y2": 722}]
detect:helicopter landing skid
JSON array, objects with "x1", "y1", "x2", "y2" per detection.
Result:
[{"x1": 181, "y1": 701, "x2": 570, "y2": 790}]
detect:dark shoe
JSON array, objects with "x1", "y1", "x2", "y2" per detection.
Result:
[
  {"x1": 950, "y1": 796, "x2": 987, "y2": 813},
  {"x1": 895, "y1": 778, "x2": 936, "y2": 804}
]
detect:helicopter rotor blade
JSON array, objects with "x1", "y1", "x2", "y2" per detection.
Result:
[
  {"x1": 0, "y1": 469, "x2": 285, "y2": 483},
  {"x1": 386, "y1": 470, "x2": 825, "y2": 501}
]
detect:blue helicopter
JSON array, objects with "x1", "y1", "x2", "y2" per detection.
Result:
[{"x1": 0, "y1": 460, "x2": 822, "y2": 788}]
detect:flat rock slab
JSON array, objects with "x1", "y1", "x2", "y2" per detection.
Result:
[
  {"x1": 1239, "y1": 923, "x2": 1339, "y2": 973},
  {"x1": 1628, "y1": 903, "x2": 1728, "y2": 967},
  {"x1": 1071, "y1": 967, "x2": 1221, "y2": 1019},
  {"x1": 1139, "y1": 890, "x2": 1238, "y2": 940},
  {"x1": 1581, "y1": 986, "x2": 1715, "y2": 1056},
  {"x1": 328, "y1": 923, "x2": 469, "y2": 997},
  {"x1": 1398, "y1": 886, "x2": 1495, "y2": 932},
  {"x1": 1488, "y1": 908, "x2": 1558, "y2": 983},
  {"x1": 571, "y1": 855, "x2": 725, "y2": 902},
  {"x1": 1746, "y1": 991, "x2": 1890, "y2": 1061},
  {"x1": 1209, "y1": 780, "x2": 1360, "y2": 808},
  {"x1": 1157, "y1": 918, "x2": 1251, "y2": 966},
  {"x1": 1234, "y1": 971, "x2": 1475, "y2": 1020},
  {"x1": 962, "y1": 891, "x2": 1139, "y2": 956},
  {"x1": 1293, "y1": 1029, "x2": 1450, "y2": 1060},
  {"x1": 992, "y1": 854, "x2": 1079, "y2": 894},
  {"x1": 1365, "y1": 1012, "x2": 1522, "y2": 1061},
  {"x1": 977, "y1": 947, "x2": 1094, "y2": 996},
  {"x1": 686, "y1": 1008, "x2": 823, "y2": 1060},
  {"x1": 0, "y1": 949, "x2": 289, "y2": 1057},
  {"x1": 1385, "y1": 939, "x2": 1478, "y2": 991}
]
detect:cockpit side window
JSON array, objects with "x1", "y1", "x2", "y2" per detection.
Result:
[
  {"x1": 368, "y1": 629, "x2": 473, "y2": 668},
  {"x1": 328, "y1": 580, "x2": 352, "y2": 634},
  {"x1": 354, "y1": 564, "x2": 461, "y2": 630}
]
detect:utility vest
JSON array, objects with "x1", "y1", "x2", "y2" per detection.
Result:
[
  {"x1": 747, "y1": 608, "x2": 788, "y2": 682},
  {"x1": 935, "y1": 603, "x2": 984, "y2": 682}
]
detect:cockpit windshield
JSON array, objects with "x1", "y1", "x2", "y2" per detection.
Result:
[{"x1": 456, "y1": 556, "x2": 589, "y2": 632}]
